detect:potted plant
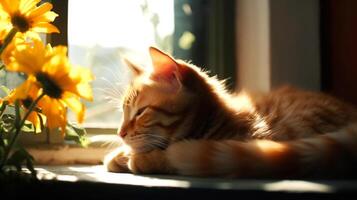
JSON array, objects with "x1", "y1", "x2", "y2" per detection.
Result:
[{"x1": 0, "y1": 0, "x2": 94, "y2": 179}]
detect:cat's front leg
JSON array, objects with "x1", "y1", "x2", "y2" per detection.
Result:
[
  {"x1": 129, "y1": 149, "x2": 176, "y2": 174},
  {"x1": 104, "y1": 147, "x2": 130, "y2": 173}
]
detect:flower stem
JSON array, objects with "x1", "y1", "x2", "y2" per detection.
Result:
[
  {"x1": 0, "y1": 28, "x2": 18, "y2": 56},
  {"x1": 0, "y1": 92, "x2": 45, "y2": 170}
]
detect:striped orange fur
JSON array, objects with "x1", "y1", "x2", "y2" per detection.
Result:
[{"x1": 104, "y1": 47, "x2": 357, "y2": 178}]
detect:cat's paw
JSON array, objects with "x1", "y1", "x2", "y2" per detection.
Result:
[
  {"x1": 103, "y1": 148, "x2": 130, "y2": 173},
  {"x1": 128, "y1": 150, "x2": 174, "y2": 174}
]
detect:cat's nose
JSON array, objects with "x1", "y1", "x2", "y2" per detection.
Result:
[{"x1": 119, "y1": 130, "x2": 127, "y2": 138}]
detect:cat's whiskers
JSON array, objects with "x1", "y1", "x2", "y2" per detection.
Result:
[
  {"x1": 98, "y1": 87, "x2": 123, "y2": 103},
  {"x1": 102, "y1": 138, "x2": 122, "y2": 151},
  {"x1": 99, "y1": 78, "x2": 124, "y2": 98},
  {"x1": 95, "y1": 87, "x2": 123, "y2": 101},
  {"x1": 88, "y1": 133, "x2": 123, "y2": 153},
  {"x1": 94, "y1": 76, "x2": 127, "y2": 110},
  {"x1": 95, "y1": 64, "x2": 129, "y2": 107},
  {"x1": 126, "y1": 133, "x2": 169, "y2": 153},
  {"x1": 102, "y1": 66, "x2": 126, "y2": 85},
  {"x1": 94, "y1": 88, "x2": 123, "y2": 111}
]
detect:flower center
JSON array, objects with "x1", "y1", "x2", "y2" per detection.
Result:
[
  {"x1": 11, "y1": 13, "x2": 30, "y2": 33},
  {"x1": 36, "y1": 73, "x2": 62, "y2": 98},
  {"x1": 22, "y1": 98, "x2": 33, "y2": 109}
]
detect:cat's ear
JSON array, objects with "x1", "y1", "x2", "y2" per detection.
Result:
[
  {"x1": 149, "y1": 47, "x2": 182, "y2": 91},
  {"x1": 149, "y1": 47, "x2": 182, "y2": 85},
  {"x1": 123, "y1": 58, "x2": 144, "y2": 77}
]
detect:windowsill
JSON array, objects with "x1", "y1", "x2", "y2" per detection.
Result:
[
  {"x1": 25, "y1": 134, "x2": 120, "y2": 165},
  {"x1": 3, "y1": 164, "x2": 357, "y2": 199},
  {"x1": 12, "y1": 134, "x2": 357, "y2": 199},
  {"x1": 35, "y1": 165, "x2": 357, "y2": 192}
]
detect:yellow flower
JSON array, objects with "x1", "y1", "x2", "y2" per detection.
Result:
[
  {"x1": 0, "y1": 15, "x2": 40, "y2": 56},
  {"x1": 0, "y1": 0, "x2": 59, "y2": 33},
  {"x1": 5, "y1": 77, "x2": 45, "y2": 131},
  {"x1": 4, "y1": 38, "x2": 94, "y2": 134}
]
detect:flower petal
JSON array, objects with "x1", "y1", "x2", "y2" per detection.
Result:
[
  {"x1": 0, "y1": 0, "x2": 19, "y2": 14},
  {"x1": 31, "y1": 22, "x2": 59, "y2": 33},
  {"x1": 62, "y1": 92, "x2": 85, "y2": 123},
  {"x1": 5, "y1": 77, "x2": 40, "y2": 103},
  {"x1": 38, "y1": 96, "x2": 67, "y2": 132},
  {"x1": 27, "y1": 2, "x2": 52, "y2": 19},
  {"x1": 26, "y1": 111, "x2": 42, "y2": 131},
  {"x1": 59, "y1": 66, "x2": 94, "y2": 100},
  {"x1": 20, "y1": 0, "x2": 40, "y2": 14},
  {"x1": 31, "y1": 10, "x2": 57, "y2": 22},
  {"x1": 4, "y1": 38, "x2": 47, "y2": 74},
  {"x1": 75, "y1": 83, "x2": 93, "y2": 101},
  {"x1": 23, "y1": 30, "x2": 41, "y2": 40},
  {"x1": 1, "y1": 33, "x2": 19, "y2": 66}
]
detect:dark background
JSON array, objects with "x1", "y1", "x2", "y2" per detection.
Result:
[{"x1": 321, "y1": 0, "x2": 357, "y2": 106}]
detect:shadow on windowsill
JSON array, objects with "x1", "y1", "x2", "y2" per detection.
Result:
[{"x1": 2, "y1": 164, "x2": 357, "y2": 199}]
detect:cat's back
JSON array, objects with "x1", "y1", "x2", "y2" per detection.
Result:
[{"x1": 245, "y1": 86, "x2": 357, "y2": 140}]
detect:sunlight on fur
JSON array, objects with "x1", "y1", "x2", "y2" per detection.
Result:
[
  {"x1": 255, "y1": 140, "x2": 287, "y2": 152},
  {"x1": 104, "y1": 46, "x2": 357, "y2": 178}
]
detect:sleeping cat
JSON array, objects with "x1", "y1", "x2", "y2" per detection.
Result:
[{"x1": 104, "y1": 47, "x2": 357, "y2": 178}]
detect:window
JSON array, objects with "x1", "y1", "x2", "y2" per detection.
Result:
[
  {"x1": 68, "y1": 0, "x2": 175, "y2": 129},
  {"x1": 66, "y1": 0, "x2": 236, "y2": 130},
  {"x1": 0, "y1": 0, "x2": 236, "y2": 146}
]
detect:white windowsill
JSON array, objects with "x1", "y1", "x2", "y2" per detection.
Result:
[{"x1": 25, "y1": 134, "x2": 120, "y2": 165}]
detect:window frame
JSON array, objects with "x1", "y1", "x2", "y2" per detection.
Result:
[
  {"x1": 46, "y1": 0, "x2": 68, "y2": 46},
  {"x1": 173, "y1": 0, "x2": 236, "y2": 90}
]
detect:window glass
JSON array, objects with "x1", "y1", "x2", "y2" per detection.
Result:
[{"x1": 68, "y1": 0, "x2": 174, "y2": 128}]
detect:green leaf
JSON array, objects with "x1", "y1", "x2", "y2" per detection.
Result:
[
  {"x1": 7, "y1": 148, "x2": 35, "y2": 174},
  {"x1": 7, "y1": 150, "x2": 26, "y2": 171},
  {"x1": 21, "y1": 121, "x2": 35, "y2": 133},
  {"x1": 0, "y1": 145, "x2": 4, "y2": 162},
  {"x1": 2, "y1": 114, "x2": 15, "y2": 132},
  {"x1": 0, "y1": 85, "x2": 10, "y2": 95},
  {"x1": 25, "y1": 156, "x2": 36, "y2": 176},
  {"x1": 0, "y1": 124, "x2": 4, "y2": 136},
  {"x1": 14, "y1": 100, "x2": 20, "y2": 128},
  {"x1": 0, "y1": 100, "x2": 8, "y2": 115},
  {"x1": 2, "y1": 114, "x2": 15, "y2": 123},
  {"x1": 65, "y1": 123, "x2": 89, "y2": 147},
  {"x1": 0, "y1": 137, "x2": 3, "y2": 147},
  {"x1": 19, "y1": 120, "x2": 42, "y2": 134},
  {"x1": 37, "y1": 113, "x2": 45, "y2": 132},
  {"x1": 67, "y1": 123, "x2": 87, "y2": 136}
]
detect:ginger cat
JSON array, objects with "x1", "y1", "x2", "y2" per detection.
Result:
[{"x1": 104, "y1": 47, "x2": 357, "y2": 178}]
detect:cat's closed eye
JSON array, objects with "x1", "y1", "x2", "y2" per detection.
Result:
[{"x1": 135, "y1": 107, "x2": 147, "y2": 117}]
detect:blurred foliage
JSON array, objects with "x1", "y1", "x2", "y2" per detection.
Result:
[{"x1": 0, "y1": 94, "x2": 89, "y2": 178}]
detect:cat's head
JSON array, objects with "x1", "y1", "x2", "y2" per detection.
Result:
[{"x1": 118, "y1": 47, "x2": 223, "y2": 153}]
